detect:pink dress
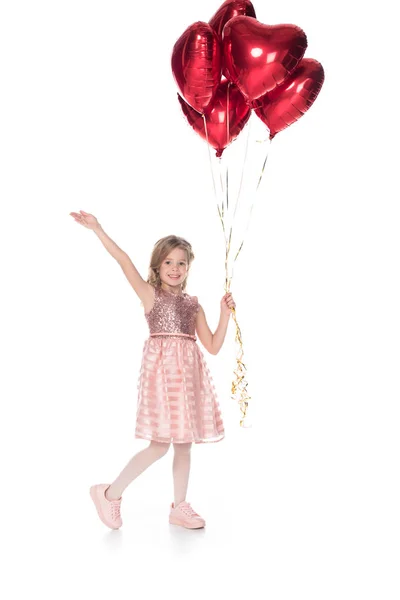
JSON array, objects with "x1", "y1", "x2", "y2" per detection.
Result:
[{"x1": 135, "y1": 285, "x2": 225, "y2": 444}]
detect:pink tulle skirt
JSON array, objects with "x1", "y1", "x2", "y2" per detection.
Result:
[{"x1": 135, "y1": 335, "x2": 225, "y2": 444}]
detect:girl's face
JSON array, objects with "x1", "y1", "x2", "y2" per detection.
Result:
[{"x1": 159, "y1": 247, "x2": 189, "y2": 290}]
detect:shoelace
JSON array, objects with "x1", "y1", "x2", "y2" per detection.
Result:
[
  {"x1": 110, "y1": 500, "x2": 121, "y2": 521},
  {"x1": 180, "y1": 503, "x2": 199, "y2": 518}
]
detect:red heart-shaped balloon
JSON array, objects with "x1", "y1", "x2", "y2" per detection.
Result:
[
  {"x1": 223, "y1": 16, "x2": 307, "y2": 101},
  {"x1": 209, "y1": 0, "x2": 256, "y2": 40},
  {"x1": 171, "y1": 21, "x2": 221, "y2": 114},
  {"x1": 178, "y1": 81, "x2": 251, "y2": 157},
  {"x1": 254, "y1": 58, "x2": 324, "y2": 139},
  {"x1": 209, "y1": 0, "x2": 257, "y2": 81}
]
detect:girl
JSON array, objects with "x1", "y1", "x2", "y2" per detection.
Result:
[{"x1": 69, "y1": 209, "x2": 235, "y2": 530}]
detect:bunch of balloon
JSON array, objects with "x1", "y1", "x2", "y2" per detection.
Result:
[{"x1": 171, "y1": 0, "x2": 325, "y2": 427}]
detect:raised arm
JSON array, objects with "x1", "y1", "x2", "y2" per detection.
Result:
[{"x1": 70, "y1": 210, "x2": 153, "y2": 305}]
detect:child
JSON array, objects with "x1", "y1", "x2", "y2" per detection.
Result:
[{"x1": 69, "y1": 209, "x2": 235, "y2": 530}]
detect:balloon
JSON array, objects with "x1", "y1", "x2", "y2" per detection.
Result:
[
  {"x1": 177, "y1": 81, "x2": 251, "y2": 157},
  {"x1": 209, "y1": 0, "x2": 256, "y2": 39},
  {"x1": 171, "y1": 21, "x2": 221, "y2": 114},
  {"x1": 254, "y1": 58, "x2": 324, "y2": 139},
  {"x1": 223, "y1": 16, "x2": 307, "y2": 101},
  {"x1": 209, "y1": 0, "x2": 257, "y2": 80}
]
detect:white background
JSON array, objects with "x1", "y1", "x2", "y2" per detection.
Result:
[{"x1": 1, "y1": 1, "x2": 399, "y2": 598}]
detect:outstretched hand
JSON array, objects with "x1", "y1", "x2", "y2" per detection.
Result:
[
  {"x1": 69, "y1": 210, "x2": 100, "y2": 231},
  {"x1": 221, "y1": 292, "x2": 236, "y2": 316}
]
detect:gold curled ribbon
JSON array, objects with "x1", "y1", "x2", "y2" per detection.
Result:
[
  {"x1": 222, "y1": 228, "x2": 250, "y2": 427},
  {"x1": 225, "y1": 295, "x2": 250, "y2": 426},
  {"x1": 230, "y1": 307, "x2": 250, "y2": 426}
]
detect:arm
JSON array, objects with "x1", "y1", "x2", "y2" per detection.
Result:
[
  {"x1": 70, "y1": 209, "x2": 153, "y2": 303},
  {"x1": 70, "y1": 210, "x2": 152, "y2": 302},
  {"x1": 196, "y1": 306, "x2": 230, "y2": 355},
  {"x1": 92, "y1": 224, "x2": 126, "y2": 263},
  {"x1": 93, "y1": 225, "x2": 153, "y2": 302},
  {"x1": 195, "y1": 300, "x2": 232, "y2": 356}
]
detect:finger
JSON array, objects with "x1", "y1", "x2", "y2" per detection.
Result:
[{"x1": 80, "y1": 210, "x2": 90, "y2": 216}]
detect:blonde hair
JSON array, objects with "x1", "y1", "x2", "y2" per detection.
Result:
[{"x1": 147, "y1": 235, "x2": 194, "y2": 291}]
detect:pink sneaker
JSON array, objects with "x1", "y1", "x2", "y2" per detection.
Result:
[
  {"x1": 169, "y1": 501, "x2": 206, "y2": 529},
  {"x1": 89, "y1": 484, "x2": 122, "y2": 529}
]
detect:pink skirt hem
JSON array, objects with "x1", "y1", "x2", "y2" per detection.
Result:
[{"x1": 134, "y1": 432, "x2": 225, "y2": 445}]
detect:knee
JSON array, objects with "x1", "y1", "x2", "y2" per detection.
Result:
[
  {"x1": 148, "y1": 441, "x2": 170, "y2": 459},
  {"x1": 173, "y1": 442, "x2": 192, "y2": 456}
]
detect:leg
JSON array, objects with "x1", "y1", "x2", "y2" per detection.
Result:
[
  {"x1": 106, "y1": 441, "x2": 170, "y2": 500},
  {"x1": 172, "y1": 442, "x2": 192, "y2": 506}
]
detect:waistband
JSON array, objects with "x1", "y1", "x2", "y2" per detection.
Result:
[{"x1": 149, "y1": 332, "x2": 197, "y2": 341}]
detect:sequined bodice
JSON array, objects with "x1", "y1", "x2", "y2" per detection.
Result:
[{"x1": 145, "y1": 286, "x2": 199, "y2": 336}]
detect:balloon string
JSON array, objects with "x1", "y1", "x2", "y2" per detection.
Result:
[
  {"x1": 226, "y1": 83, "x2": 231, "y2": 216},
  {"x1": 225, "y1": 114, "x2": 254, "y2": 282},
  {"x1": 233, "y1": 137, "x2": 272, "y2": 265},
  {"x1": 223, "y1": 102, "x2": 252, "y2": 426},
  {"x1": 203, "y1": 114, "x2": 227, "y2": 244},
  {"x1": 219, "y1": 155, "x2": 227, "y2": 224},
  {"x1": 232, "y1": 116, "x2": 252, "y2": 225},
  {"x1": 224, "y1": 117, "x2": 252, "y2": 290},
  {"x1": 223, "y1": 85, "x2": 230, "y2": 290},
  {"x1": 225, "y1": 136, "x2": 272, "y2": 426},
  {"x1": 256, "y1": 137, "x2": 272, "y2": 192},
  {"x1": 203, "y1": 109, "x2": 254, "y2": 427}
]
